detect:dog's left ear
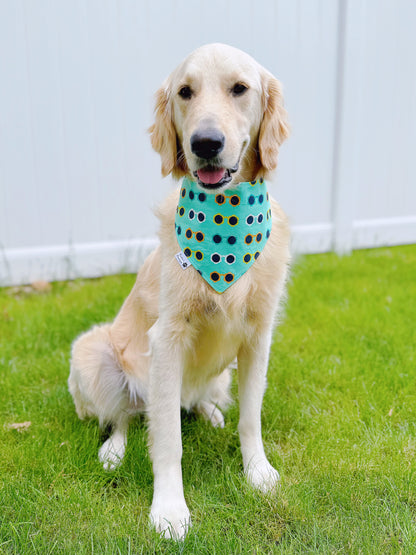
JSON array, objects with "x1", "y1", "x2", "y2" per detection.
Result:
[
  {"x1": 258, "y1": 76, "x2": 290, "y2": 173},
  {"x1": 149, "y1": 86, "x2": 187, "y2": 179}
]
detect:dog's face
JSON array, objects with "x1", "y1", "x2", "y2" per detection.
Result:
[{"x1": 150, "y1": 43, "x2": 289, "y2": 190}]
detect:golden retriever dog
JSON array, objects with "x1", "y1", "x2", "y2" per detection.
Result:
[{"x1": 69, "y1": 43, "x2": 290, "y2": 540}]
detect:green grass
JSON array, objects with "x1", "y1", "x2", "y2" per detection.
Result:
[{"x1": 1, "y1": 245, "x2": 416, "y2": 554}]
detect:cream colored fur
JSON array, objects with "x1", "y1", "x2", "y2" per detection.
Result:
[{"x1": 68, "y1": 43, "x2": 290, "y2": 540}]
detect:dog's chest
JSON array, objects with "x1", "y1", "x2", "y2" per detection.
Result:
[
  {"x1": 190, "y1": 318, "x2": 240, "y2": 370},
  {"x1": 180, "y1": 313, "x2": 240, "y2": 409},
  {"x1": 181, "y1": 300, "x2": 251, "y2": 383}
]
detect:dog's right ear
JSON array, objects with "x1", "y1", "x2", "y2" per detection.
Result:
[
  {"x1": 149, "y1": 86, "x2": 176, "y2": 177},
  {"x1": 149, "y1": 86, "x2": 187, "y2": 179}
]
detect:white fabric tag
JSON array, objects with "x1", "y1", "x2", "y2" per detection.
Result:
[{"x1": 175, "y1": 251, "x2": 192, "y2": 270}]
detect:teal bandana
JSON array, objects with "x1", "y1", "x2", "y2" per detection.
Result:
[{"x1": 175, "y1": 177, "x2": 272, "y2": 293}]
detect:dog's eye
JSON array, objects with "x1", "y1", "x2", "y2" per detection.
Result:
[
  {"x1": 231, "y1": 83, "x2": 248, "y2": 96},
  {"x1": 178, "y1": 86, "x2": 193, "y2": 100}
]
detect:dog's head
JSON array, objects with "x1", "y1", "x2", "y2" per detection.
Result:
[{"x1": 149, "y1": 43, "x2": 289, "y2": 190}]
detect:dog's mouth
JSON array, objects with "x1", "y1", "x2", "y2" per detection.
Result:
[{"x1": 193, "y1": 164, "x2": 239, "y2": 190}]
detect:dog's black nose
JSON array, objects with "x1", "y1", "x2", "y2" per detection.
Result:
[{"x1": 190, "y1": 129, "x2": 225, "y2": 159}]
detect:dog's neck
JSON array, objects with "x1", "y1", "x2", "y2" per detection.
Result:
[{"x1": 174, "y1": 177, "x2": 272, "y2": 293}]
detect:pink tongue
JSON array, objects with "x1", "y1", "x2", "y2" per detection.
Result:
[{"x1": 197, "y1": 168, "x2": 226, "y2": 185}]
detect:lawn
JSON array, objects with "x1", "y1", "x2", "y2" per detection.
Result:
[{"x1": 1, "y1": 245, "x2": 415, "y2": 554}]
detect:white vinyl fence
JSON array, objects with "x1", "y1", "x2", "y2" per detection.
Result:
[{"x1": 1, "y1": 0, "x2": 415, "y2": 286}]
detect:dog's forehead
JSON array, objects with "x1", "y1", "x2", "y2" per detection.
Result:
[{"x1": 172, "y1": 44, "x2": 263, "y2": 88}]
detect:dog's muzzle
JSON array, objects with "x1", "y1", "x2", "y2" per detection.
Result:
[
  {"x1": 190, "y1": 129, "x2": 225, "y2": 160},
  {"x1": 190, "y1": 128, "x2": 238, "y2": 189},
  {"x1": 193, "y1": 164, "x2": 239, "y2": 189}
]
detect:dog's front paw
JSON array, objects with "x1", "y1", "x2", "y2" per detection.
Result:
[
  {"x1": 245, "y1": 458, "x2": 280, "y2": 493},
  {"x1": 98, "y1": 434, "x2": 126, "y2": 471},
  {"x1": 150, "y1": 497, "x2": 191, "y2": 540}
]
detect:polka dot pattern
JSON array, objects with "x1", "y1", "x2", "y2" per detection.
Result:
[{"x1": 175, "y1": 177, "x2": 272, "y2": 293}]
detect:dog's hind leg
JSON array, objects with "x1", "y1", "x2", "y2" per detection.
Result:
[
  {"x1": 195, "y1": 367, "x2": 232, "y2": 428},
  {"x1": 195, "y1": 400, "x2": 225, "y2": 428},
  {"x1": 69, "y1": 324, "x2": 139, "y2": 470},
  {"x1": 98, "y1": 412, "x2": 130, "y2": 470}
]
